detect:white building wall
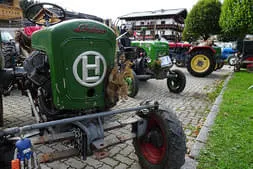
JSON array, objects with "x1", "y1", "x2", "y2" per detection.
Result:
[{"x1": 124, "y1": 17, "x2": 183, "y2": 40}]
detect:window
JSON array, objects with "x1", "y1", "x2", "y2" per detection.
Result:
[
  {"x1": 161, "y1": 21, "x2": 165, "y2": 25},
  {"x1": 141, "y1": 22, "x2": 144, "y2": 25}
]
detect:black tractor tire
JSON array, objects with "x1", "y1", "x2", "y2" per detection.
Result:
[
  {"x1": 133, "y1": 109, "x2": 186, "y2": 169},
  {"x1": 127, "y1": 70, "x2": 139, "y2": 98},
  {"x1": 214, "y1": 62, "x2": 224, "y2": 70},
  {"x1": 228, "y1": 55, "x2": 238, "y2": 66},
  {"x1": 187, "y1": 51, "x2": 215, "y2": 77},
  {"x1": 167, "y1": 69, "x2": 186, "y2": 93},
  {"x1": 234, "y1": 64, "x2": 241, "y2": 72},
  {"x1": 175, "y1": 61, "x2": 185, "y2": 67}
]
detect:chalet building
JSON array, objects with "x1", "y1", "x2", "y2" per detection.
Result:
[
  {"x1": 0, "y1": 0, "x2": 23, "y2": 28},
  {"x1": 119, "y1": 8, "x2": 187, "y2": 41}
]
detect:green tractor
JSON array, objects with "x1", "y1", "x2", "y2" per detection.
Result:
[
  {"x1": 118, "y1": 27, "x2": 186, "y2": 95},
  {"x1": 187, "y1": 44, "x2": 225, "y2": 77},
  {"x1": 0, "y1": 3, "x2": 186, "y2": 169}
]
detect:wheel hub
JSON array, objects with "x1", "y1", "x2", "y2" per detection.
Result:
[
  {"x1": 191, "y1": 54, "x2": 210, "y2": 72},
  {"x1": 147, "y1": 128, "x2": 164, "y2": 148},
  {"x1": 139, "y1": 117, "x2": 166, "y2": 164},
  {"x1": 197, "y1": 60, "x2": 204, "y2": 67}
]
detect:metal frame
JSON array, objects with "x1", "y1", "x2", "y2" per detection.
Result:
[{"x1": 0, "y1": 102, "x2": 158, "y2": 165}]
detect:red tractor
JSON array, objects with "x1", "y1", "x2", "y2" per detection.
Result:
[
  {"x1": 168, "y1": 42, "x2": 192, "y2": 67},
  {"x1": 169, "y1": 42, "x2": 225, "y2": 77}
]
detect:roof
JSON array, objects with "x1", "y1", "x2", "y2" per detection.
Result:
[{"x1": 119, "y1": 8, "x2": 187, "y2": 20}]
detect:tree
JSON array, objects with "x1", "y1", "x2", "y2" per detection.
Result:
[
  {"x1": 182, "y1": 0, "x2": 222, "y2": 41},
  {"x1": 219, "y1": 0, "x2": 253, "y2": 41}
]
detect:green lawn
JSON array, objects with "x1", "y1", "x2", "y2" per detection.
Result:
[{"x1": 197, "y1": 71, "x2": 253, "y2": 169}]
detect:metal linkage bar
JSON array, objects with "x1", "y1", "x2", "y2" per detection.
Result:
[{"x1": 0, "y1": 104, "x2": 156, "y2": 137}]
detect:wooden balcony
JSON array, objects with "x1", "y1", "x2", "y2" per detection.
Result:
[
  {"x1": 0, "y1": 2, "x2": 23, "y2": 20},
  {"x1": 133, "y1": 24, "x2": 184, "y2": 32}
]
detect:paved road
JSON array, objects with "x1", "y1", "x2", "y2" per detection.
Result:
[{"x1": 2, "y1": 66, "x2": 233, "y2": 169}]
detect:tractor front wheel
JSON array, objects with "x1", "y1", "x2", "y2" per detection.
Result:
[
  {"x1": 228, "y1": 55, "x2": 238, "y2": 66},
  {"x1": 187, "y1": 51, "x2": 215, "y2": 77},
  {"x1": 126, "y1": 70, "x2": 139, "y2": 98},
  {"x1": 167, "y1": 69, "x2": 186, "y2": 93},
  {"x1": 133, "y1": 110, "x2": 186, "y2": 169}
]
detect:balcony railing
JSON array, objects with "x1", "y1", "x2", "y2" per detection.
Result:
[{"x1": 133, "y1": 24, "x2": 184, "y2": 32}]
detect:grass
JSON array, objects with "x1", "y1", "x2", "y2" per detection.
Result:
[
  {"x1": 206, "y1": 79, "x2": 224, "y2": 102},
  {"x1": 197, "y1": 71, "x2": 253, "y2": 169}
]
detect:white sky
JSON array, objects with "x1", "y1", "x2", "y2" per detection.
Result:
[{"x1": 39, "y1": 0, "x2": 199, "y2": 20}]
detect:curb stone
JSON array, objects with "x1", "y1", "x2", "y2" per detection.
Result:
[{"x1": 181, "y1": 72, "x2": 233, "y2": 169}]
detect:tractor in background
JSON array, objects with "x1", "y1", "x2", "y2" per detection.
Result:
[
  {"x1": 167, "y1": 41, "x2": 225, "y2": 77},
  {"x1": 118, "y1": 26, "x2": 186, "y2": 94},
  {"x1": 230, "y1": 40, "x2": 253, "y2": 72},
  {"x1": 168, "y1": 42, "x2": 192, "y2": 67},
  {"x1": 0, "y1": 3, "x2": 186, "y2": 169}
]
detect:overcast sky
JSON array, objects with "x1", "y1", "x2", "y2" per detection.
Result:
[{"x1": 39, "y1": 0, "x2": 200, "y2": 20}]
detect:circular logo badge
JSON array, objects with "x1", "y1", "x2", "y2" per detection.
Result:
[{"x1": 73, "y1": 51, "x2": 107, "y2": 87}]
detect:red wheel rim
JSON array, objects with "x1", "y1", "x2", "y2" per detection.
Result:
[{"x1": 138, "y1": 114, "x2": 167, "y2": 164}]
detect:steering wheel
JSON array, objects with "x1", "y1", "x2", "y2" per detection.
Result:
[{"x1": 25, "y1": 3, "x2": 66, "y2": 26}]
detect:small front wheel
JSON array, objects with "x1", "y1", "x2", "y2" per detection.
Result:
[
  {"x1": 167, "y1": 69, "x2": 186, "y2": 93},
  {"x1": 125, "y1": 70, "x2": 139, "y2": 98},
  {"x1": 133, "y1": 110, "x2": 186, "y2": 169},
  {"x1": 228, "y1": 55, "x2": 238, "y2": 66}
]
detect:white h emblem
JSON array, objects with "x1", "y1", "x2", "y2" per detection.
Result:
[{"x1": 73, "y1": 51, "x2": 107, "y2": 87}]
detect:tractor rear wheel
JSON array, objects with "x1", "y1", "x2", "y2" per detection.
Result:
[
  {"x1": 167, "y1": 69, "x2": 186, "y2": 93},
  {"x1": 133, "y1": 110, "x2": 186, "y2": 169},
  {"x1": 187, "y1": 51, "x2": 215, "y2": 77}
]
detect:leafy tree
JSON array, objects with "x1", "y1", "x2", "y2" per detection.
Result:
[
  {"x1": 182, "y1": 29, "x2": 199, "y2": 42},
  {"x1": 182, "y1": 0, "x2": 222, "y2": 41},
  {"x1": 219, "y1": 0, "x2": 253, "y2": 41}
]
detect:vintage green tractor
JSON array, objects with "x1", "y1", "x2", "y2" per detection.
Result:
[
  {"x1": 0, "y1": 3, "x2": 186, "y2": 169},
  {"x1": 119, "y1": 28, "x2": 186, "y2": 94},
  {"x1": 187, "y1": 45, "x2": 225, "y2": 77}
]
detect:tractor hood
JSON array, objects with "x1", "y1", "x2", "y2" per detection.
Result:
[
  {"x1": 31, "y1": 19, "x2": 116, "y2": 110},
  {"x1": 131, "y1": 40, "x2": 169, "y2": 61}
]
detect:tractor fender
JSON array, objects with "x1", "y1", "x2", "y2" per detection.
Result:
[{"x1": 188, "y1": 46, "x2": 216, "y2": 55}]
